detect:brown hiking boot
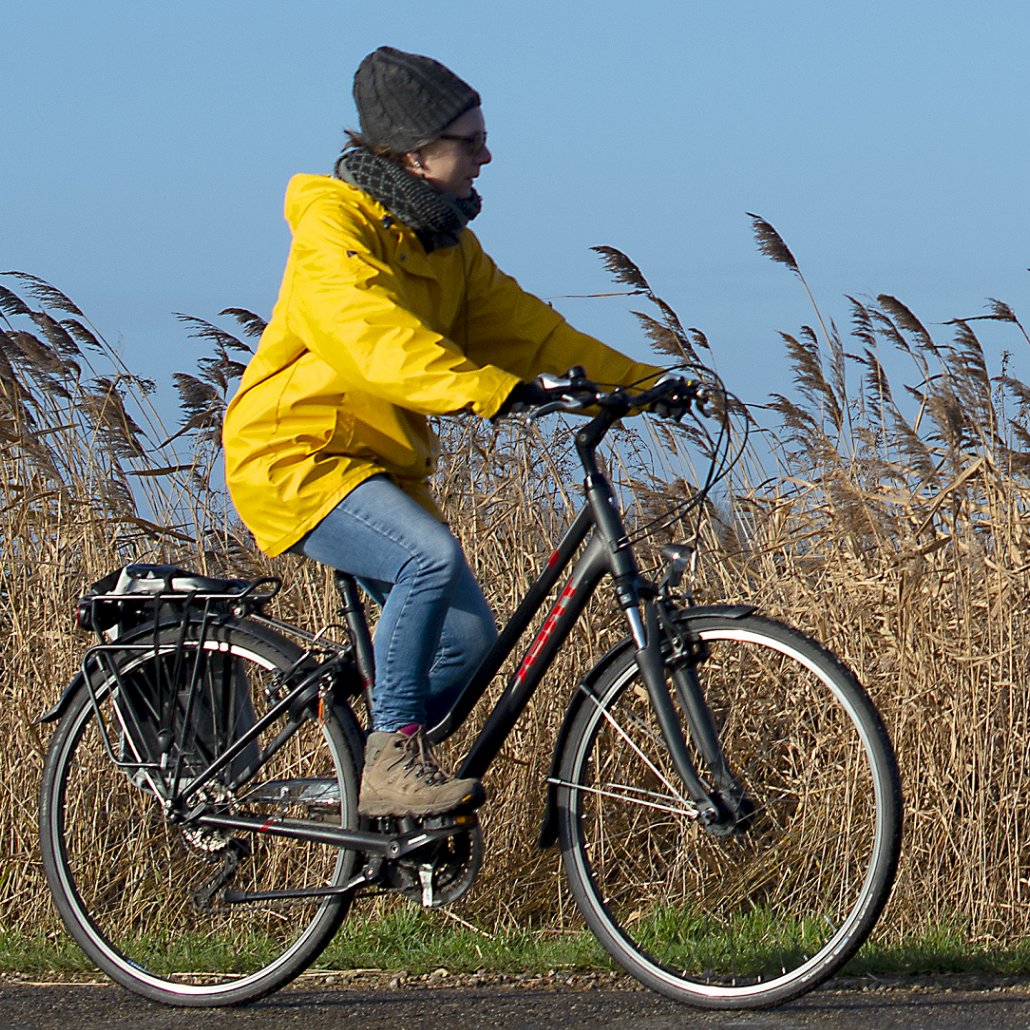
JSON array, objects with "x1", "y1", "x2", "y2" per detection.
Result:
[{"x1": 358, "y1": 727, "x2": 484, "y2": 818}]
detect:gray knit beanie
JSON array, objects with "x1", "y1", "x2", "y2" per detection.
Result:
[{"x1": 353, "y1": 46, "x2": 481, "y2": 153}]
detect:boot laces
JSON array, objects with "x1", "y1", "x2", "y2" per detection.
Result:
[{"x1": 401, "y1": 731, "x2": 451, "y2": 786}]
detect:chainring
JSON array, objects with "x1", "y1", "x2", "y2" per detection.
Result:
[{"x1": 384, "y1": 819, "x2": 484, "y2": 908}]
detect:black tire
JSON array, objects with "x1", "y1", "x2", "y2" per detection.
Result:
[
  {"x1": 39, "y1": 619, "x2": 363, "y2": 1007},
  {"x1": 556, "y1": 612, "x2": 901, "y2": 1009}
]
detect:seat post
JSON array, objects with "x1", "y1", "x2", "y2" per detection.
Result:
[{"x1": 334, "y1": 572, "x2": 375, "y2": 692}]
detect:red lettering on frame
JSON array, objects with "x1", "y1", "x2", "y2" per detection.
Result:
[{"x1": 514, "y1": 581, "x2": 577, "y2": 685}]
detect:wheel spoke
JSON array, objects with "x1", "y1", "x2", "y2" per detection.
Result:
[
  {"x1": 577, "y1": 684, "x2": 694, "y2": 809},
  {"x1": 548, "y1": 775, "x2": 699, "y2": 819}
]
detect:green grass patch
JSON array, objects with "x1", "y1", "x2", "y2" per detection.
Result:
[
  {"x1": 7, "y1": 913, "x2": 1030, "y2": 980},
  {"x1": 0, "y1": 931, "x2": 98, "y2": 976},
  {"x1": 847, "y1": 924, "x2": 1030, "y2": 977},
  {"x1": 0, "y1": 927, "x2": 293, "y2": 978},
  {"x1": 318, "y1": 905, "x2": 609, "y2": 974}
]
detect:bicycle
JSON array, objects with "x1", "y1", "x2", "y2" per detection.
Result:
[{"x1": 37, "y1": 368, "x2": 902, "y2": 1010}]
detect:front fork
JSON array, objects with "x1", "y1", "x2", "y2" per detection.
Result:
[
  {"x1": 635, "y1": 597, "x2": 754, "y2": 835},
  {"x1": 587, "y1": 455, "x2": 751, "y2": 834}
]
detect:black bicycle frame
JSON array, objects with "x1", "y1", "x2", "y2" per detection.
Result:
[
  {"x1": 440, "y1": 407, "x2": 719, "y2": 815},
  {"x1": 180, "y1": 402, "x2": 727, "y2": 853}
]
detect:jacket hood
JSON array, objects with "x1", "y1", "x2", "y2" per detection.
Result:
[{"x1": 284, "y1": 174, "x2": 375, "y2": 231}]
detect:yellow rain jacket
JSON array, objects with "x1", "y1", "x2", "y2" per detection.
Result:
[{"x1": 223, "y1": 174, "x2": 661, "y2": 556}]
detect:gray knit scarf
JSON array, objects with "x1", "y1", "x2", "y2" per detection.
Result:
[{"x1": 333, "y1": 148, "x2": 482, "y2": 253}]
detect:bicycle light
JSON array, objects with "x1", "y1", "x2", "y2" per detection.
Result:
[
  {"x1": 73, "y1": 596, "x2": 96, "y2": 632},
  {"x1": 73, "y1": 595, "x2": 121, "y2": 634}
]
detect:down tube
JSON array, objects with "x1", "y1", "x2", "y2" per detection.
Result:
[
  {"x1": 429, "y1": 506, "x2": 594, "y2": 745},
  {"x1": 458, "y1": 533, "x2": 609, "y2": 781}
]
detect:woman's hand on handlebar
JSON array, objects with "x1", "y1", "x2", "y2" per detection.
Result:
[
  {"x1": 495, "y1": 380, "x2": 552, "y2": 417},
  {"x1": 494, "y1": 367, "x2": 599, "y2": 419},
  {"x1": 494, "y1": 368, "x2": 705, "y2": 421}
]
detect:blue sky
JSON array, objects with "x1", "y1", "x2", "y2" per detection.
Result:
[{"x1": 5, "y1": 1, "x2": 1029, "y2": 428}]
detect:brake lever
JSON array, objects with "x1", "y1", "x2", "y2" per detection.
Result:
[
  {"x1": 530, "y1": 370, "x2": 597, "y2": 418},
  {"x1": 530, "y1": 397, "x2": 589, "y2": 419},
  {"x1": 537, "y1": 372, "x2": 571, "y2": 392},
  {"x1": 651, "y1": 376, "x2": 709, "y2": 421}
]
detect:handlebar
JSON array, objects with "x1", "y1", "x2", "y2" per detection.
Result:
[{"x1": 528, "y1": 367, "x2": 707, "y2": 421}]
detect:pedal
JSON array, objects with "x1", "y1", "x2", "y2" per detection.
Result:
[{"x1": 420, "y1": 811, "x2": 479, "y2": 833}]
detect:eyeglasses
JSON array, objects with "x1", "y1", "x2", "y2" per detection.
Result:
[{"x1": 437, "y1": 131, "x2": 488, "y2": 155}]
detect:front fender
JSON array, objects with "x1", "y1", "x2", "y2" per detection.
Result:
[{"x1": 538, "y1": 603, "x2": 755, "y2": 848}]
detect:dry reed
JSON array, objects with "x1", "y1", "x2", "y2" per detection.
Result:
[{"x1": 2, "y1": 227, "x2": 1029, "y2": 952}]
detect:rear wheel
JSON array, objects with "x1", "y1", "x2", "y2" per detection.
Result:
[
  {"x1": 556, "y1": 612, "x2": 901, "y2": 1009},
  {"x1": 39, "y1": 620, "x2": 363, "y2": 1006}
]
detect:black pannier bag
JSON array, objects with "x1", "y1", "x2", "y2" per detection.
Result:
[{"x1": 77, "y1": 564, "x2": 262, "y2": 787}]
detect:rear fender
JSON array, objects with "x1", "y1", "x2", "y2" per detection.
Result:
[
  {"x1": 36, "y1": 616, "x2": 209, "y2": 726},
  {"x1": 36, "y1": 674, "x2": 85, "y2": 725},
  {"x1": 538, "y1": 603, "x2": 754, "y2": 848}
]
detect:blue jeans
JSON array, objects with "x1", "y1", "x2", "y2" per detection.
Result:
[{"x1": 292, "y1": 476, "x2": 498, "y2": 731}]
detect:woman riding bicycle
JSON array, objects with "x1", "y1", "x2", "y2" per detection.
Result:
[{"x1": 222, "y1": 45, "x2": 663, "y2": 819}]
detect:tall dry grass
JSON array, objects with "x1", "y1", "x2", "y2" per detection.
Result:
[{"x1": 2, "y1": 222, "x2": 1030, "y2": 950}]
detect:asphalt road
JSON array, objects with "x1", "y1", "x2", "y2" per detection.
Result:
[{"x1": 2, "y1": 974, "x2": 1030, "y2": 1030}]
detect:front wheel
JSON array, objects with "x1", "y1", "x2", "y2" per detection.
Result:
[
  {"x1": 555, "y1": 612, "x2": 901, "y2": 1009},
  {"x1": 38, "y1": 619, "x2": 363, "y2": 1007}
]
